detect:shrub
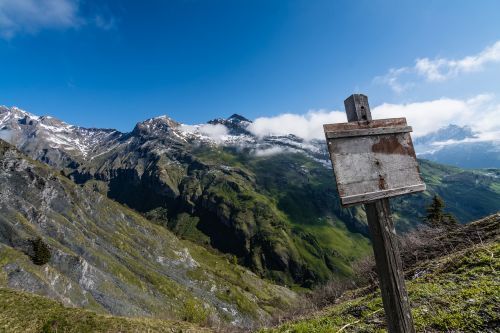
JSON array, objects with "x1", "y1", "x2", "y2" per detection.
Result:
[
  {"x1": 308, "y1": 277, "x2": 354, "y2": 309},
  {"x1": 31, "y1": 237, "x2": 51, "y2": 265},
  {"x1": 351, "y1": 254, "x2": 377, "y2": 286},
  {"x1": 425, "y1": 195, "x2": 458, "y2": 228},
  {"x1": 145, "y1": 207, "x2": 169, "y2": 226},
  {"x1": 181, "y1": 298, "x2": 209, "y2": 324}
]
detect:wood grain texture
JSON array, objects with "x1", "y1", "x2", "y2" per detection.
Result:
[
  {"x1": 366, "y1": 199, "x2": 415, "y2": 333},
  {"x1": 325, "y1": 130, "x2": 425, "y2": 207},
  {"x1": 323, "y1": 118, "x2": 407, "y2": 132},
  {"x1": 325, "y1": 125, "x2": 412, "y2": 139},
  {"x1": 345, "y1": 94, "x2": 372, "y2": 122},
  {"x1": 341, "y1": 183, "x2": 426, "y2": 206}
]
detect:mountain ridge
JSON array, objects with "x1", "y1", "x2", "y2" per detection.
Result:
[
  {"x1": 1, "y1": 106, "x2": 499, "y2": 288},
  {"x1": 3, "y1": 106, "x2": 498, "y2": 169}
]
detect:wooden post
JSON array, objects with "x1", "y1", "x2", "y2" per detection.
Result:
[{"x1": 344, "y1": 94, "x2": 415, "y2": 333}]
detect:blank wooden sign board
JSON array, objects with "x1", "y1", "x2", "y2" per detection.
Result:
[
  {"x1": 324, "y1": 94, "x2": 426, "y2": 333},
  {"x1": 324, "y1": 118, "x2": 426, "y2": 206}
]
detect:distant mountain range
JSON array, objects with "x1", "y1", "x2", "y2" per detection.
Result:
[
  {"x1": 1, "y1": 105, "x2": 499, "y2": 295},
  {"x1": 414, "y1": 124, "x2": 500, "y2": 168}
]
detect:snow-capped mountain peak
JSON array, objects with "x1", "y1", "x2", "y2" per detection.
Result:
[
  {"x1": 0, "y1": 105, "x2": 40, "y2": 122},
  {"x1": 132, "y1": 115, "x2": 181, "y2": 137},
  {"x1": 414, "y1": 124, "x2": 478, "y2": 146},
  {"x1": 227, "y1": 113, "x2": 251, "y2": 123},
  {"x1": 415, "y1": 124, "x2": 499, "y2": 168},
  {"x1": 0, "y1": 106, "x2": 122, "y2": 162},
  {"x1": 0, "y1": 106, "x2": 333, "y2": 169},
  {"x1": 207, "y1": 114, "x2": 252, "y2": 136}
]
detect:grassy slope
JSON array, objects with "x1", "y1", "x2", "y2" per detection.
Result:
[
  {"x1": 194, "y1": 147, "x2": 500, "y2": 285},
  {"x1": 260, "y1": 215, "x2": 500, "y2": 333},
  {"x1": 245, "y1": 152, "x2": 372, "y2": 279},
  {"x1": 0, "y1": 288, "x2": 211, "y2": 333},
  {"x1": 0, "y1": 140, "x2": 296, "y2": 326},
  {"x1": 193, "y1": 148, "x2": 372, "y2": 285}
]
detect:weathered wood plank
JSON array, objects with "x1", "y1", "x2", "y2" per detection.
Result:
[
  {"x1": 325, "y1": 125, "x2": 412, "y2": 139},
  {"x1": 325, "y1": 131, "x2": 425, "y2": 206},
  {"x1": 365, "y1": 199, "x2": 415, "y2": 333},
  {"x1": 341, "y1": 183, "x2": 426, "y2": 206},
  {"x1": 323, "y1": 117, "x2": 407, "y2": 132}
]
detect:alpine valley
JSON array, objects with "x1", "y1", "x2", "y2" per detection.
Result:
[{"x1": 1, "y1": 106, "x2": 499, "y2": 329}]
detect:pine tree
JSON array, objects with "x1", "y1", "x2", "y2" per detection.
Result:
[
  {"x1": 425, "y1": 195, "x2": 458, "y2": 228},
  {"x1": 31, "y1": 237, "x2": 51, "y2": 265}
]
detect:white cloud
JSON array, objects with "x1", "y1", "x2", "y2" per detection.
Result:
[
  {"x1": 376, "y1": 40, "x2": 500, "y2": 92},
  {"x1": 416, "y1": 41, "x2": 500, "y2": 81},
  {"x1": 247, "y1": 110, "x2": 347, "y2": 141},
  {"x1": 246, "y1": 94, "x2": 500, "y2": 142},
  {"x1": 0, "y1": 0, "x2": 116, "y2": 38},
  {"x1": 198, "y1": 123, "x2": 228, "y2": 138},
  {"x1": 180, "y1": 123, "x2": 229, "y2": 142},
  {"x1": 374, "y1": 67, "x2": 413, "y2": 94},
  {"x1": 93, "y1": 14, "x2": 115, "y2": 31},
  {"x1": 0, "y1": 0, "x2": 80, "y2": 38},
  {"x1": 430, "y1": 135, "x2": 500, "y2": 147},
  {"x1": 372, "y1": 94, "x2": 500, "y2": 138},
  {"x1": 252, "y1": 146, "x2": 290, "y2": 157}
]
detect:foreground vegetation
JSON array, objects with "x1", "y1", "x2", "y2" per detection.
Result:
[
  {"x1": 260, "y1": 214, "x2": 500, "y2": 332},
  {"x1": 0, "y1": 288, "x2": 211, "y2": 333},
  {"x1": 1, "y1": 214, "x2": 497, "y2": 333}
]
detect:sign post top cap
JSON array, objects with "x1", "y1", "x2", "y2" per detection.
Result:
[{"x1": 344, "y1": 94, "x2": 372, "y2": 122}]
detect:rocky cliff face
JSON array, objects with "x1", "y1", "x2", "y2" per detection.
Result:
[{"x1": 0, "y1": 140, "x2": 297, "y2": 328}]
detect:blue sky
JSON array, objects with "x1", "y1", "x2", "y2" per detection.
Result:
[{"x1": 1, "y1": 0, "x2": 500, "y2": 136}]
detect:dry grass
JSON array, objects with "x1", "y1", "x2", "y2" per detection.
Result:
[
  {"x1": 267, "y1": 213, "x2": 500, "y2": 329},
  {"x1": 0, "y1": 288, "x2": 212, "y2": 333},
  {"x1": 260, "y1": 240, "x2": 500, "y2": 332}
]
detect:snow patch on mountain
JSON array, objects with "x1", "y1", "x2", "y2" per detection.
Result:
[
  {"x1": 0, "y1": 107, "x2": 330, "y2": 164},
  {"x1": 414, "y1": 124, "x2": 499, "y2": 154},
  {"x1": 415, "y1": 124, "x2": 500, "y2": 168},
  {"x1": 0, "y1": 106, "x2": 40, "y2": 122},
  {"x1": 0, "y1": 106, "x2": 121, "y2": 159}
]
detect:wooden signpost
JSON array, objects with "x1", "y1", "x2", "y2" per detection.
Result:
[{"x1": 324, "y1": 94, "x2": 426, "y2": 333}]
